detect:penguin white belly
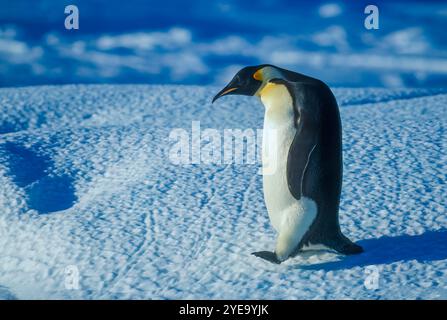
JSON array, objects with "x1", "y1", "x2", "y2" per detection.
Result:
[
  {"x1": 260, "y1": 83, "x2": 317, "y2": 261},
  {"x1": 262, "y1": 120, "x2": 296, "y2": 231}
]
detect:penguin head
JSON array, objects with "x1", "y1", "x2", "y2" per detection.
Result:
[{"x1": 212, "y1": 65, "x2": 274, "y2": 103}]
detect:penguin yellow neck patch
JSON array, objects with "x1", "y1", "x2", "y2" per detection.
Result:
[
  {"x1": 260, "y1": 82, "x2": 278, "y2": 97},
  {"x1": 260, "y1": 82, "x2": 293, "y2": 128}
]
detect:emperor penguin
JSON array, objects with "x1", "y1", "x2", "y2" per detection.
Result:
[{"x1": 212, "y1": 64, "x2": 363, "y2": 264}]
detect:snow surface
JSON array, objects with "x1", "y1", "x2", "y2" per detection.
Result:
[{"x1": 0, "y1": 84, "x2": 446, "y2": 299}]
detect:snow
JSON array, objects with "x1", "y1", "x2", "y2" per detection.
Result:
[{"x1": 0, "y1": 84, "x2": 446, "y2": 299}]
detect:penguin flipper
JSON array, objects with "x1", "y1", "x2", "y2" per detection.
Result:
[
  {"x1": 252, "y1": 251, "x2": 281, "y2": 264},
  {"x1": 269, "y1": 79, "x2": 319, "y2": 200}
]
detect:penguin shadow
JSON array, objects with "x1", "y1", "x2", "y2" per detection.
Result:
[
  {"x1": 0, "y1": 142, "x2": 77, "y2": 214},
  {"x1": 0, "y1": 121, "x2": 18, "y2": 134},
  {"x1": 299, "y1": 229, "x2": 447, "y2": 271}
]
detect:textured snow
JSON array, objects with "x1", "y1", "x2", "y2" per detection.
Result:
[{"x1": 0, "y1": 84, "x2": 446, "y2": 299}]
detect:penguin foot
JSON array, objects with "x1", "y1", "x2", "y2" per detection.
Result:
[
  {"x1": 252, "y1": 251, "x2": 281, "y2": 264},
  {"x1": 332, "y1": 241, "x2": 363, "y2": 255}
]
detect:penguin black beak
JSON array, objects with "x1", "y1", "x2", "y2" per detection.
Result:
[
  {"x1": 212, "y1": 66, "x2": 262, "y2": 103},
  {"x1": 212, "y1": 86, "x2": 239, "y2": 103}
]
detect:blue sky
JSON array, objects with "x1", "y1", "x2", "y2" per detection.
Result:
[{"x1": 0, "y1": 0, "x2": 446, "y2": 88}]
